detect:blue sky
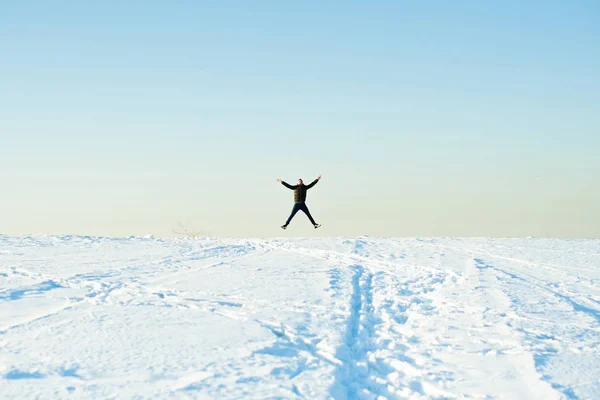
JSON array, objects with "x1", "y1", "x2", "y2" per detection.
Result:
[{"x1": 1, "y1": 1, "x2": 599, "y2": 237}]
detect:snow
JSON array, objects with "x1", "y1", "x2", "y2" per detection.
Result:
[{"x1": 1, "y1": 235, "x2": 599, "y2": 399}]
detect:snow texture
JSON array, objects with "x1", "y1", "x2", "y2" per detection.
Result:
[{"x1": 1, "y1": 235, "x2": 599, "y2": 399}]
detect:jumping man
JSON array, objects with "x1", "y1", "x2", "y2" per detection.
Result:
[{"x1": 277, "y1": 175, "x2": 322, "y2": 230}]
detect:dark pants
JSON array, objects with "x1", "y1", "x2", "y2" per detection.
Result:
[{"x1": 285, "y1": 202, "x2": 317, "y2": 226}]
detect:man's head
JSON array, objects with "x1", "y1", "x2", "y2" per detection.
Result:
[{"x1": 297, "y1": 178, "x2": 304, "y2": 185}]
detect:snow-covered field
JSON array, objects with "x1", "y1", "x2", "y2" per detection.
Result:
[{"x1": 1, "y1": 236, "x2": 598, "y2": 399}]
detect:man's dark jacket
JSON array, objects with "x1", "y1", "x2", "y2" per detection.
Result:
[{"x1": 282, "y1": 179, "x2": 319, "y2": 203}]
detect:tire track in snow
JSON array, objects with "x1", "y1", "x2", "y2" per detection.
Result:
[
  {"x1": 415, "y1": 240, "x2": 599, "y2": 323},
  {"x1": 474, "y1": 258, "x2": 599, "y2": 399},
  {"x1": 474, "y1": 258, "x2": 600, "y2": 323},
  {"x1": 330, "y1": 265, "x2": 388, "y2": 399},
  {"x1": 419, "y1": 240, "x2": 598, "y2": 294},
  {"x1": 467, "y1": 259, "x2": 563, "y2": 399},
  {"x1": 0, "y1": 242, "x2": 266, "y2": 336},
  {"x1": 266, "y1": 241, "x2": 440, "y2": 279},
  {"x1": 309, "y1": 240, "x2": 453, "y2": 398}
]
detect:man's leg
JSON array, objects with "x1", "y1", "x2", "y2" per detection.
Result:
[
  {"x1": 300, "y1": 203, "x2": 317, "y2": 225},
  {"x1": 285, "y1": 203, "x2": 302, "y2": 226}
]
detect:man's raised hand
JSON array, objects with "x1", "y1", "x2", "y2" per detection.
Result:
[
  {"x1": 277, "y1": 178, "x2": 282, "y2": 183},
  {"x1": 317, "y1": 175, "x2": 322, "y2": 180}
]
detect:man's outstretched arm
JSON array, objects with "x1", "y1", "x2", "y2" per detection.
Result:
[
  {"x1": 277, "y1": 178, "x2": 298, "y2": 190},
  {"x1": 306, "y1": 175, "x2": 322, "y2": 189}
]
